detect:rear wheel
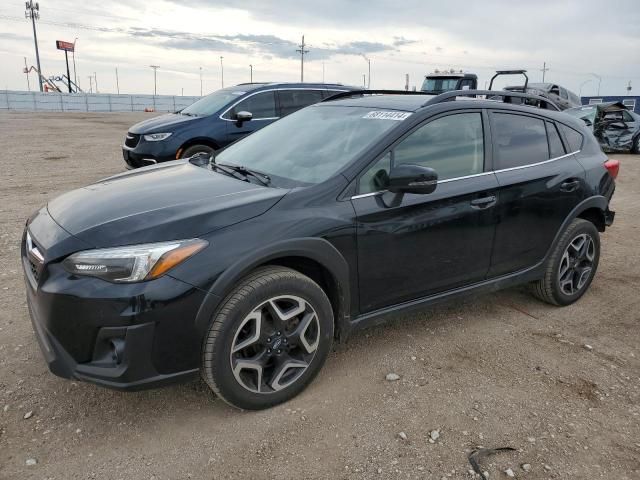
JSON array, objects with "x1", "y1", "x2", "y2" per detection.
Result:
[
  {"x1": 201, "y1": 266, "x2": 334, "y2": 410},
  {"x1": 632, "y1": 135, "x2": 640, "y2": 154},
  {"x1": 180, "y1": 144, "x2": 215, "y2": 159},
  {"x1": 532, "y1": 219, "x2": 600, "y2": 306}
]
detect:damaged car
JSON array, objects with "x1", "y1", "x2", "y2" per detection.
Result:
[{"x1": 565, "y1": 102, "x2": 640, "y2": 153}]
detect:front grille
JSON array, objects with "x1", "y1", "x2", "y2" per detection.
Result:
[{"x1": 124, "y1": 132, "x2": 140, "y2": 148}]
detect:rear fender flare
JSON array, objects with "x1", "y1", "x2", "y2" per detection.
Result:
[{"x1": 544, "y1": 195, "x2": 608, "y2": 263}]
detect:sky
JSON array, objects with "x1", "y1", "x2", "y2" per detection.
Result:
[{"x1": 0, "y1": 0, "x2": 639, "y2": 97}]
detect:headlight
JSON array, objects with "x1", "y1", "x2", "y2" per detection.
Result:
[
  {"x1": 62, "y1": 239, "x2": 207, "y2": 283},
  {"x1": 144, "y1": 132, "x2": 172, "y2": 142}
]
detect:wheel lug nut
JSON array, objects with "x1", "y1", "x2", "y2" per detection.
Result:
[
  {"x1": 266, "y1": 338, "x2": 271, "y2": 343},
  {"x1": 277, "y1": 349, "x2": 281, "y2": 354},
  {"x1": 267, "y1": 348, "x2": 272, "y2": 353},
  {"x1": 276, "y1": 331, "x2": 281, "y2": 335}
]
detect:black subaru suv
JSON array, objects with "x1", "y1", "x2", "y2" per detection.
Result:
[
  {"x1": 122, "y1": 82, "x2": 352, "y2": 169},
  {"x1": 23, "y1": 89, "x2": 618, "y2": 410}
]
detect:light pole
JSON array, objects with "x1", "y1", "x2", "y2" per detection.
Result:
[
  {"x1": 87, "y1": 75, "x2": 93, "y2": 93},
  {"x1": 220, "y1": 56, "x2": 224, "y2": 88},
  {"x1": 249, "y1": 64, "x2": 253, "y2": 83},
  {"x1": 589, "y1": 73, "x2": 601, "y2": 96},
  {"x1": 296, "y1": 35, "x2": 309, "y2": 82},
  {"x1": 150, "y1": 65, "x2": 159, "y2": 95},
  {"x1": 23, "y1": 57, "x2": 31, "y2": 91},
  {"x1": 579, "y1": 79, "x2": 592, "y2": 97},
  {"x1": 199, "y1": 66, "x2": 203, "y2": 96},
  {"x1": 25, "y1": 0, "x2": 43, "y2": 92},
  {"x1": 93, "y1": 72, "x2": 98, "y2": 93},
  {"x1": 361, "y1": 54, "x2": 371, "y2": 89},
  {"x1": 72, "y1": 37, "x2": 78, "y2": 89}
]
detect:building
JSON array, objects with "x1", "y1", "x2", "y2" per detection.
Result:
[{"x1": 581, "y1": 96, "x2": 640, "y2": 115}]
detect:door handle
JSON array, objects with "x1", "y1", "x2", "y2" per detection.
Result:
[
  {"x1": 470, "y1": 195, "x2": 496, "y2": 209},
  {"x1": 560, "y1": 180, "x2": 581, "y2": 192}
]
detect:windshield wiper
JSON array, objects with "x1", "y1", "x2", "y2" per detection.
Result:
[{"x1": 217, "y1": 162, "x2": 271, "y2": 186}]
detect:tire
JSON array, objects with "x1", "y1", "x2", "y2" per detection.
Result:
[
  {"x1": 180, "y1": 144, "x2": 215, "y2": 159},
  {"x1": 531, "y1": 219, "x2": 600, "y2": 306},
  {"x1": 201, "y1": 266, "x2": 334, "y2": 410},
  {"x1": 632, "y1": 136, "x2": 640, "y2": 154}
]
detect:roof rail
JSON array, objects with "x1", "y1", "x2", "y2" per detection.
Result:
[
  {"x1": 322, "y1": 89, "x2": 431, "y2": 102},
  {"x1": 422, "y1": 89, "x2": 560, "y2": 111}
]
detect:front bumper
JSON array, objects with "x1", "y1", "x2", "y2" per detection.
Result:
[
  {"x1": 122, "y1": 138, "x2": 179, "y2": 169},
  {"x1": 22, "y1": 216, "x2": 213, "y2": 391}
]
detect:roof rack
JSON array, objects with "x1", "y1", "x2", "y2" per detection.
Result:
[
  {"x1": 322, "y1": 89, "x2": 431, "y2": 102},
  {"x1": 489, "y1": 69, "x2": 529, "y2": 90},
  {"x1": 422, "y1": 89, "x2": 560, "y2": 111}
]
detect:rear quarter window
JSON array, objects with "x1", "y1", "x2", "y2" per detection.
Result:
[{"x1": 558, "y1": 124, "x2": 584, "y2": 152}]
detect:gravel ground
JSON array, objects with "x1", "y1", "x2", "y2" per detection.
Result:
[{"x1": 0, "y1": 111, "x2": 639, "y2": 480}]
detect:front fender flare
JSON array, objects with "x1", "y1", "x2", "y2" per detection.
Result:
[{"x1": 194, "y1": 237, "x2": 351, "y2": 337}]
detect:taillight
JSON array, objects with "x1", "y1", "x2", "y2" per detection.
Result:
[{"x1": 604, "y1": 159, "x2": 620, "y2": 179}]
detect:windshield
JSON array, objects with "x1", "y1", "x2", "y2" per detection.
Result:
[
  {"x1": 215, "y1": 105, "x2": 409, "y2": 185},
  {"x1": 181, "y1": 88, "x2": 250, "y2": 116},
  {"x1": 565, "y1": 106, "x2": 597, "y2": 125},
  {"x1": 421, "y1": 78, "x2": 459, "y2": 93}
]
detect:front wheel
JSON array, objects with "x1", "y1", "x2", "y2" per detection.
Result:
[
  {"x1": 532, "y1": 219, "x2": 600, "y2": 306},
  {"x1": 201, "y1": 266, "x2": 334, "y2": 410},
  {"x1": 180, "y1": 144, "x2": 215, "y2": 159}
]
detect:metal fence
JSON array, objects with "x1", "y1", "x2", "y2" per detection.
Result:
[{"x1": 0, "y1": 90, "x2": 201, "y2": 113}]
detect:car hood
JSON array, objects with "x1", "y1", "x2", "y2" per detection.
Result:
[
  {"x1": 47, "y1": 161, "x2": 287, "y2": 248},
  {"x1": 128, "y1": 113, "x2": 200, "y2": 134}
]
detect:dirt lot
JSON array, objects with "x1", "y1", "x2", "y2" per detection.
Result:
[{"x1": 0, "y1": 111, "x2": 638, "y2": 480}]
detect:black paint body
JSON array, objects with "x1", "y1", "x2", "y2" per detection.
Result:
[{"x1": 23, "y1": 95, "x2": 616, "y2": 390}]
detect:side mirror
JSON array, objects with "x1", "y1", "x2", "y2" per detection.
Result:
[
  {"x1": 388, "y1": 164, "x2": 438, "y2": 195},
  {"x1": 235, "y1": 111, "x2": 252, "y2": 127}
]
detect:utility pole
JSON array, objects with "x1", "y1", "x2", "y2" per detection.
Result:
[
  {"x1": 150, "y1": 65, "x2": 159, "y2": 95},
  {"x1": 296, "y1": 35, "x2": 309, "y2": 82},
  {"x1": 72, "y1": 37, "x2": 78, "y2": 88},
  {"x1": 249, "y1": 64, "x2": 253, "y2": 83},
  {"x1": 87, "y1": 75, "x2": 93, "y2": 93},
  {"x1": 626, "y1": 81, "x2": 632, "y2": 95},
  {"x1": 404, "y1": 73, "x2": 409, "y2": 91},
  {"x1": 362, "y1": 74, "x2": 366, "y2": 87},
  {"x1": 25, "y1": 0, "x2": 43, "y2": 92},
  {"x1": 94, "y1": 72, "x2": 98, "y2": 93},
  {"x1": 199, "y1": 66, "x2": 203, "y2": 96},
  {"x1": 220, "y1": 56, "x2": 224, "y2": 88},
  {"x1": 540, "y1": 62, "x2": 549, "y2": 82},
  {"x1": 23, "y1": 57, "x2": 31, "y2": 91},
  {"x1": 115, "y1": 67, "x2": 120, "y2": 94},
  {"x1": 361, "y1": 54, "x2": 371, "y2": 88}
]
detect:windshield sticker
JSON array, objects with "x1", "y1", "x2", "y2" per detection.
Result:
[{"x1": 363, "y1": 111, "x2": 412, "y2": 121}]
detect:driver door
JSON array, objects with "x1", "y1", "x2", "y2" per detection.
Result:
[
  {"x1": 351, "y1": 111, "x2": 499, "y2": 313},
  {"x1": 224, "y1": 90, "x2": 278, "y2": 143}
]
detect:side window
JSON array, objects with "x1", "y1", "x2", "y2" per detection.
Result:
[
  {"x1": 358, "y1": 152, "x2": 392, "y2": 194},
  {"x1": 224, "y1": 91, "x2": 277, "y2": 120},
  {"x1": 558, "y1": 124, "x2": 584, "y2": 152},
  {"x1": 559, "y1": 87, "x2": 569, "y2": 100},
  {"x1": 278, "y1": 90, "x2": 325, "y2": 117},
  {"x1": 546, "y1": 122, "x2": 566, "y2": 158},
  {"x1": 491, "y1": 113, "x2": 548, "y2": 169},
  {"x1": 622, "y1": 110, "x2": 634, "y2": 122},
  {"x1": 358, "y1": 113, "x2": 484, "y2": 193}
]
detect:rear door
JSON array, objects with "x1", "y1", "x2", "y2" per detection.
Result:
[
  {"x1": 223, "y1": 90, "x2": 278, "y2": 143},
  {"x1": 352, "y1": 110, "x2": 499, "y2": 312},
  {"x1": 488, "y1": 111, "x2": 586, "y2": 277},
  {"x1": 277, "y1": 89, "x2": 325, "y2": 117}
]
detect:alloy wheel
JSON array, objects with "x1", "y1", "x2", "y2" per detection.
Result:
[
  {"x1": 558, "y1": 233, "x2": 596, "y2": 296},
  {"x1": 229, "y1": 295, "x2": 320, "y2": 394}
]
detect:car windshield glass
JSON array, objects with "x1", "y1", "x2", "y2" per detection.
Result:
[
  {"x1": 181, "y1": 88, "x2": 249, "y2": 116},
  {"x1": 215, "y1": 105, "x2": 408, "y2": 185},
  {"x1": 421, "y1": 78, "x2": 459, "y2": 92},
  {"x1": 565, "y1": 107, "x2": 597, "y2": 124}
]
